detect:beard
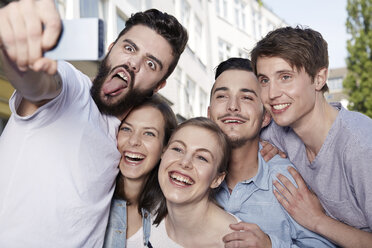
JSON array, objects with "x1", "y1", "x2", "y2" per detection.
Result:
[
  {"x1": 228, "y1": 136, "x2": 249, "y2": 149},
  {"x1": 90, "y1": 56, "x2": 156, "y2": 117}
]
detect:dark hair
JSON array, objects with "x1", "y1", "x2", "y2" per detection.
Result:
[
  {"x1": 210, "y1": 57, "x2": 254, "y2": 100},
  {"x1": 115, "y1": 9, "x2": 188, "y2": 84},
  {"x1": 154, "y1": 117, "x2": 231, "y2": 225},
  {"x1": 250, "y1": 26, "x2": 329, "y2": 92},
  {"x1": 114, "y1": 94, "x2": 177, "y2": 214}
]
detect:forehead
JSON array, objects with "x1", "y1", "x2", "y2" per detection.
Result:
[
  {"x1": 125, "y1": 105, "x2": 165, "y2": 129},
  {"x1": 117, "y1": 25, "x2": 174, "y2": 68},
  {"x1": 172, "y1": 126, "x2": 220, "y2": 151},
  {"x1": 257, "y1": 56, "x2": 294, "y2": 73},
  {"x1": 213, "y1": 69, "x2": 259, "y2": 93}
]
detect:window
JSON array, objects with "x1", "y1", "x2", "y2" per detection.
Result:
[
  {"x1": 238, "y1": 49, "x2": 249, "y2": 59},
  {"x1": 216, "y1": 0, "x2": 228, "y2": 19},
  {"x1": 185, "y1": 77, "x2": 196, "y2": 117},
  {"x1": 234, "y1": 0, "x2": 246, "y2": 30},
  {"x1": 80, "y1": 0, "x2": 98, "y2": 18},
  {"x1": 194, "y1": 16, "x2": 204, "y2": 61},
  {"x1": 181, "y1": 0, "x2": 191, "y2": 29},
  {"x1": 116, "y1": 11, "x2": 126, "y2": 35},
  {"x1": 199, "y1": 89, "x2": 208, "y2": 116},
  {"x1": 218, "y1": 39, "x2": 232, "y2": 63},
  {"x1": 328, "y1": 77, "x2": 344, "y2": 92}
]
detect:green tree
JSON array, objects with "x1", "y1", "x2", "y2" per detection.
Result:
[{"x1": 344, "y1": 0, "x2": 372, "y2": 117}]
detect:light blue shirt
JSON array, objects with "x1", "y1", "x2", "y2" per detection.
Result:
[
  {"x1": 215, "y1": 151, "x2": 336, "y2": 247},
  {"x1": 103, "y1": 199, "x2": 152, "y2": 248}
]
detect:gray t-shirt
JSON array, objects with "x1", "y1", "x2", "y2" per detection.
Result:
[{"x1": 261, "y1": 102, "x2": 372, "y2": 232}]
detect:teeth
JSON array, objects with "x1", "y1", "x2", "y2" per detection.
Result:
[
  {"x1": 124, "y1": 152, "x2": 145, "y2": 161},
  {"x1": 117, "y1": 72, "x2": 128, "y2": 81},
  {"x1": 273, "y1": 103, "x2": 290, "y2": 110},
  {"x1": 223, "y1": 119, "x2": 243, "y2": 124},
  {"x1": 170, "y1": 173, "x2": 194, "y2": 185}
]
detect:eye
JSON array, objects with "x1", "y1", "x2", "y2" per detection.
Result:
[
  {"x1": 124, "y1": 45, "x2": 134, "y2": 52},
  {"x1": 259, "y1": 77, "x2": 269, "y2": 85},
  {"x1": 120, "y1": 126, "x2": 131, "y2": 132},
  {"x1": 197, "y1": 155, "x2": 208, "y2": 163},
  {"x1": 146, "y1": 60, "x2": 156, "y2": 70},
  {"x1": 282, "y1": 74, "x2": 292, "y2": 81},
  {"x1": 171, "y1": 146, "x2": 182, "y2": 153},
  {"x1": 243, "y1": 95, "x2": 253, "y2": 101},
  {"x1": 216, "y1": 94, "x2": 226, "y2": 99},
  {"x1": 144, "y1": 131, "x2": 156, "y2": 137}
]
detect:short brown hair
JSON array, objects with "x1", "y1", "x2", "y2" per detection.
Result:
[{"x1": 250, "y1": 26, "x2": 329, "y2": 92}]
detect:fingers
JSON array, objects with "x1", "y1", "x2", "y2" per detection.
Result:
[
  {"x1": 0, "y1": 0, "x2": 61, "y2": 71},
  {"x1": 37, "y1": 0, "x2": 62, "y2": 51},
  {"x1": 287, "y1": 166, "x2": 307, "y2": 188},
  {"x1": 259, "y1": 140, "x2": 278, "y2": 162}
]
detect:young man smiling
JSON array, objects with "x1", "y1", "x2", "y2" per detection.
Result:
[
  {"x1": 251, "y1": 26, "x2": 372, "y2": 247},
  {"x1": 208, "y1": 58, "x2": 334, "y2": 247},
  {"x1": 0, "y1": 0, "x2": 187, "y2": 247}
]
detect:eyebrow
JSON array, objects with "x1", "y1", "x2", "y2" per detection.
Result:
[
  {"x1": 171, "y1": 139, "x2": 215, "y2": 160},
  {"x1": 257, "y1": 69, "x2": 294, "y2": 78},
  {"x1": 123, "y1": 39, "x2": 164, "y2": 71},
  {"x1": 121, "y1": 121, "x2": 159, "y2": 133},
  {"x1": 213, "y1": 86, "x2": 257, "y2": 97}
]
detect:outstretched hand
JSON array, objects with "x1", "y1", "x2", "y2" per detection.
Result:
[
  {"x1": 0, "y1": 0, "x2": 61, "y2": 74},
  {"x1": 273, "y1": 166, "x2": 326, "y2": 232},
  {"x1": 223, "y1": 222, "x2": 272, "y2": 248}
]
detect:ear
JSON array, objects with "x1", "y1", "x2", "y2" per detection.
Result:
[
  {"x1": 210, "y1": 172, "x2": 226, "y2": 189},
  {"x1": 261, "y1": 110, "x2": 272, "y2": 128},
  {"x1": 314, "y1": 67, "x2": 328, "y2": 91},
  {"x1": 207, "y1": 106, "x2": 211, "y2": 118},
  {"x1": 108, "y1": 42, "x2": 115, "y2": 52},
  {"x1": 154, "y1": 80, "x2": 167, "y2": 93}
]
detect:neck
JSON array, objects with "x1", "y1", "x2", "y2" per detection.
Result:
[
  {"x1": 115, "y1": 109, "x2": 131, "y2": 121},
  {"x1": 123, "y1": 176, "x2": 146, "y2": 204},
  {"x1": 165, "y1": 199, "x2": 216, "y2": 240},
  {"x1": 226, "y1": 139, "x2": 259, "y2": 190},
  {"x1": 291, "y1": 95, "x2": 338, "y2": 161}
]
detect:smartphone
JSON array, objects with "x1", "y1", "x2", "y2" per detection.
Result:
[{"x1": 45, "y1": 18, "x2": 105, "y2": 61}]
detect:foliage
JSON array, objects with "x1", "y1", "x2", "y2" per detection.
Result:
[{"x1": 344, "y1": 0, "x2": 372, "y2": 117}]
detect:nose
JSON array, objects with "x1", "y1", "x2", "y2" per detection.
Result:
[
  {"x1": 127, "y1": 55, "x2": 141, "y2": 72},
  {"x1": 179, "y1": 153, "x2": 193, "y2": 170},
  {"x1": 227, "y1": 97, "x2": 240, "y2": 113},
  {"x1": 268, "y1": 80, "x2": 281, "y2": 99},
  {"x1": 128, "y1": 132, "x2": 141, "y2": 147}
]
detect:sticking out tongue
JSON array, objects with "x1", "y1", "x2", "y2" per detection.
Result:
[{"x1": 102, "y1": 77, "x2": 126, "y2": 95}]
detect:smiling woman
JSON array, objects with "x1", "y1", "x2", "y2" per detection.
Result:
[
  {"x1": 150, "y1": 117, "x2": 240, "y2": 248},
  {"x1": 103, "y1": 94, "x2": 177, "y2": 248}
]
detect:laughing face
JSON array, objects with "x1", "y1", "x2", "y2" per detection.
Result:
[
  {"x1": 117, "y1": 105, "x2": 165, "y2": 182},
  {"x1": 91, "y1": 25, "x2": 174, "y2": 117},
  {"x1": 256, "y1": 56, "x2": 318, "y2": 128},
  {"x1": 158, "y1": 125, "x2": 225, "y2": 205},
  {"x1": 208, "y1": 69, "x2": 266, "y2": 148}
]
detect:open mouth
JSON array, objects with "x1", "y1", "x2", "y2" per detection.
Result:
[
  {"x1": 124, "y1": 151, "x2": 145, "y2": 163},
  {"x1": 272, "y1": 103, "x2": 291, "y2": 110},
  {"x1": 169, "y1": 171, "x2": 195, "y2": 186},
  {"x1": 102, "y1": 68, "x2": 131, "y2": 97},
  {"x1": 222, "y1": 119, "x2": 244, "y2": 124}
]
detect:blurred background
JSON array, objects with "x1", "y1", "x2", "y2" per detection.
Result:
[{"x1": 1, "y1": 0, "x2": 371, "y2": 135}]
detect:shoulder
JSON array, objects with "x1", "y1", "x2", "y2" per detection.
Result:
[{"x1": 264, "y1": 155, "x2": 297, "y2": 184}]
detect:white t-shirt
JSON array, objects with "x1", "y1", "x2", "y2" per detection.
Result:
[
  {"x1": 127, "y1": 227, "x2": 146, "y2": 248},
  {"x1": 150, "y1": 214, "x2": 240, "y2": 247},
  {"x1": 0, "y1": 61, "x2": 121, "y2": 247}
]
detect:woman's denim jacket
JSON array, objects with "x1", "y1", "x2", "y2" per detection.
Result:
[{"x1": 103, "y1": 198, "x2": 152, "y2": 247}]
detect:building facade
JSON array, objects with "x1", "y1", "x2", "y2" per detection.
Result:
[{"x1": 0, "y1": 0, "x2": 287, "y2": 133}]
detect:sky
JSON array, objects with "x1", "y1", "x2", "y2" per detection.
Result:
[{"x1": 263, "y1": 0, "x2": 349, "y2": 69}]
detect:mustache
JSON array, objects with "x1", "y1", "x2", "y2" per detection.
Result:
[
  {"x1": 217, "y1": 114, "x2": 249, "y2": 121},
  {"x1": 110, "y1": 64, "x2": 135, "y2": 84}
]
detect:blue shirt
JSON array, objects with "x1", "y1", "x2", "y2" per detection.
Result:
[
  {"x1": 103, "y1": 199, "x2": 152, "y2": 248},
  {"x1": 215, "y1": 151, "x2": 336, "y2": 247}
]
